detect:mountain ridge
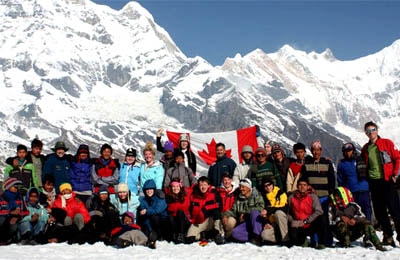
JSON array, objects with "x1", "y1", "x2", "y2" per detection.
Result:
[{"x1": 0, "y1": 0, "x2": 399, "y2": 172}]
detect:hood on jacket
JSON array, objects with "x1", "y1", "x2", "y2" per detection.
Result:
[
  {"x1": 143, "y1": 179, "x2": 157, "y2": 191},
  {"x1": 26, "y1": 187, "x2": 40, "y2": 204}
]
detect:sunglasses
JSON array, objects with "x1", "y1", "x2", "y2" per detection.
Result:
[
  {"x1": 365, "y1": 128, "x2": 377, "y2": 134},
  {"x1": 255, "y1": 154, "x2": 266, "y2": 158}
]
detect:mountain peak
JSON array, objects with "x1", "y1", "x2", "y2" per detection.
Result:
[{"x1": 321, "y1": 48, "x2": 336, "y2": 61}]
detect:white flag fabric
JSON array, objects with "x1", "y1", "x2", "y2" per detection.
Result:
[{"x1": 166, "y1": 126, "x2": 259, "y2": 176}]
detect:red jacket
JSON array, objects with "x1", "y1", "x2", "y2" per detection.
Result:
[
  {"x1": 53, "y1": 192, "x2": 91, "y2": 224},
  {"x1": 111, "y1": 223, "x2": 141, "y2": 238},
  {"x1": 189, "y1": 185, "x2": 222, "y2": 224},
  {"x1": 165, "y1": 187, "x2": 192, "y2": 222},
  {"x1": 361, "y1": 137, "x2": 400, "y2": 181},
  {"x1": 216, "y1": 186, "x2": 238, "y2": 212},
  {"x1": 93, "y1": 157, "x2": 119, "y2": 193},
  {"x1": 0, "y1": 192, "x2": 29, "y2": 218},
  {"x1": 288, "y1": 190, "x2": 322, "y2": 229}
]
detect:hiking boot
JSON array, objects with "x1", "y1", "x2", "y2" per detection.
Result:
[
  {"x1": 315, "y1": 244, "x2": 326, "y2": 250},
  {"x1": 382, "y1": 236, "x2": 396, "y2": 247},
  {"x1": 301, "y1": 239, "x2": 309, "y2": 248},
  {"x1": 249, "y1": 235, "x2": 261, "y2": 246},
  {"x1": 147, "y1": 231, "x2": 157, "y2": 249},
  {"x1": 363, "y1": 237, "x2": 374, "y2": 248},
  {"x1": 185, "y1": 236, "x2": 195, "y2": 244},
  {"x1": 214, "y1": 234, "x2": 224, "y2": 245},
  {"x1": 175, "y1": 233, "x2": 185, "y2": 244},
  {"x1": 112, "y1": 237, "x2": 133, "y2": 248},
  {"x1": 375, "y1": 244, "x2": 387, "y2": 251},
  {"x1": 147, "y1": 240, "x2": 156, "y2": 249},
  {"x1": 200, "y1": 231, "x2": 207, "y2": 241},
  {"x1": 19, "y1": 239, "x2": 31, "y2": 246}
]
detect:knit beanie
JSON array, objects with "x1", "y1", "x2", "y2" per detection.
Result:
[
  {"x1": 164, "y1": 141, "x2": 174, "y2": 152},
  {"x1": 117, "y1": 183, "x2": 129, "y2": 193},
  {"x1": 59, "y1": 183, "x2": 72, "y2": 193},
  {"x1": 239, "y1": 178, "x2": 252, "y2": 190},
  {"x1": 3, "y1": 177, "x2": 22, "y2": 190}
]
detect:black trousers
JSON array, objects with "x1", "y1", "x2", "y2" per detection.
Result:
[
  {"x1": 289, "y1": 215, "x2": 327, "y2": 246},
  {"x1": 137, "y1": 214, "x2": 168, "y2": 240},
  {"x1": 369, "y1": 178, "x2": 400, "y2": 239},
  {"x1": 168, "y1": 210, "x2": 191, "y2": 236}
]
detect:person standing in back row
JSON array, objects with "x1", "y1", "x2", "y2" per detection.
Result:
[
  {"x1": 361, "y1": 121, "x2": 400, "y2": 247},
  {"x1": 156, "y1": 128, "x2": 197, "y2": 175},
  {"x1": 208, "y1": 143, "x2": 237, "y2": 188}
]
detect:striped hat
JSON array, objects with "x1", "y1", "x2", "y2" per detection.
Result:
[
  {"x1": 3, "y1": 177, "x2": 22, "y2": 190},
  {"x1": 330, "y1": 187, "x2": 354, "y2": 209}
]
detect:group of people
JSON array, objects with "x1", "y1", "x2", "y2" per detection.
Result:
[{"x1": 0, "y1": 122, "x2": 399, "y2": 251}]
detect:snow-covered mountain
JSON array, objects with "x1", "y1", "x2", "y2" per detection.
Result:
[{"x1": 1, "y1": 0, "x2": 399, "y2": 171}]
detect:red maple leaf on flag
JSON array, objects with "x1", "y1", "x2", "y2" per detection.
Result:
[{"x1": 198, "y1": 138, "x2": 233, "y2": 165}]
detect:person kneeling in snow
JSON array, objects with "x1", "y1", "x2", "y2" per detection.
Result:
[
  {"x1": 107, "y1": 212, "x2": 148, "y2": 248},
  {"x1": 330, "y1": 187, "x2": 386, "y2": 251}
]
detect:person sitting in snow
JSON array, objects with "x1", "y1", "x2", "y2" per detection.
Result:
[
  {"x1": 165, "y1": 177, "x2": 193, "y2": 244},
  {"x1": 85, "y1": 185, "x2": 121, "y2": 244},
  {"x1": 186, "y1": 176, "x2": 224, "y2": 245},
  {"x1": 18, "y1": 187, "x2": 48, "y2": 244},
  {"x1": 221, "y1": 178, "x2": 264, "y2": 244},
  {"x1": 287, "y1": 176, "x2": 326, "y2": 249},
  {"x1": 110, "y1": 183, "x2": 140, "y2": 223},
  {"x1": 137, "y1": 179, "x2": 168, "y2": 247},
  {"x1": 107, "y1": 212, "x2": 149, "y2": 248},
  {"x1": 330, "y1": 186, "x2": 386, "y2": 251},
  {"x1": 0, "y1": 178, "x2": 29, "y2": 244},
  {"x1": 39, "y1": 174, "x2": 57, "y2": 208},
  {"x1": 260, "y1": 177, "x2": 290, "y2": 245},
  {"x1": 36, "y1": 207, "x2": 78, "y2": 244},
  {"x1": 52, "y1": 183, "x2": 91, "y2": 231}
]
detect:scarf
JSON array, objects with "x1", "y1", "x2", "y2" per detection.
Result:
[
  {"x1": 61, "y1": 193, "x2": 72, "y2": 208},
  {"x1": 101, "y1": 158, "x2": 110, "y2": 166},
  {"x1": 42, "y1": 188, "x2": 56, "y2": 205},
  {"x1": 4, "y1": 190, "x2": 19, "y2": 210}
]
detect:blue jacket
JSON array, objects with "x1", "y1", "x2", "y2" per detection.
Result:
[
  {"x1": 139, "y1": 161, "x2": 164, "y2": 192},
  {"x1": 69, "y1": 159, "x2": 93, "y2": 192},
  {"x1": 119, "y1": 162, "x2": 141, "y2": 195},
  {"x1": 22, "y1": 188, "x2": 48, "y2": 224},
  {"x1": 42, "y1": 153, "x2": 71, "y2": 193},
  {"x1": 208, "y1": 155, "x2": 237, "y2": 187},
  {"x1": 139, "y1": 180, "x2": 168, "y2": 218},
  {"x1": 110, "y1": 192, "x2": 140, "y2": 221},
  {"x1": 337, "y1": 159, "x2": 369, "y2": 193}
]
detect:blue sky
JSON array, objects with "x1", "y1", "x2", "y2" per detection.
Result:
[{"x1": 93, "y1": 1, "x2": 400, "y2": 66}]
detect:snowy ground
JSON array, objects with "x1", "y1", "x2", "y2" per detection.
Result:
[{"x1": 1, "y1": 237, "x2": 400, "y2": 260}]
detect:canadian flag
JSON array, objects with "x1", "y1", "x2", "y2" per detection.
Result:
[{"x1": 166, "y1": 126, "x2": 259, "y2": 175}]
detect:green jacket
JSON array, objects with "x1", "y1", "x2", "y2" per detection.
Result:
[
  {"x1": 5, "y1": 162, "x2": 38, "y2": 192},
  {"x1": 223, "y1": 190, "x2": 265, "y2": 219}
]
